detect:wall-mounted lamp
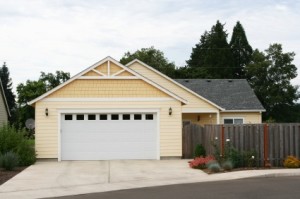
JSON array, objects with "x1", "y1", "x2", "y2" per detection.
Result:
[
  {"x1": 169, "y1": 107, "x2": 172, "y2": 115},
  {"x1": 197, "y1": 115, "x2": 201, "y2": 121},
  {"x1": 45, "y1": 108, "x2": 49, "y2": 116}
]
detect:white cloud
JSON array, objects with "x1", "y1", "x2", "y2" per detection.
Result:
[{"x1": 0, "y1": 0, "x2": 299, "y2": 92}]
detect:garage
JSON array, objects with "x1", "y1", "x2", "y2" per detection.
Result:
[{"x1": 60, "y1": 112, "x2": 158, "y2": 160}]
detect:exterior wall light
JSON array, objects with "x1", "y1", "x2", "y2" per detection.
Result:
[
  {"x1": 169, "y1": 107, "x2": 172, "y2": 115},
  {"x1": 45, "y1": 108, "x2": 49, "y2": 116}
]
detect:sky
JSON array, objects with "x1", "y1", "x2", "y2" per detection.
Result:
[{"x1": 0, "y1": 0, "x2": 300, "y2": 93}]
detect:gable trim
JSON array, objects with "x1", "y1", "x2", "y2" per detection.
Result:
[
  {"x1": 28, "y1": 57, "x2": 187, "y2": 105},
  {"x1": 126, "y1": 59, "x2": 224, "y2": 111},
  {"x1": 0, "y1": 78, "x2": 11, "y2": 117}
]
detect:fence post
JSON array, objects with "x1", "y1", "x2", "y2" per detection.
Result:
[
  {"x1": 264, "y1": 124, "x2": 270, "y2": 167},
  {"x1": 221, "y1": 125, "x2": 225, "y2": 156}
]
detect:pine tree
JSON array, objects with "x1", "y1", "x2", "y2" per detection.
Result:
[
  {"x1": 186, "y1": 20, "x2": 234, "y2": 78},
  {"x1": 0, "y1": 62, "x2": 16, "y2": 117},
  {"x1": 230, "y1": 21, "x2": 253, "y2": 78}
]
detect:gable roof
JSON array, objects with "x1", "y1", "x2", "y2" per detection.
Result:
[
  {"x1": 28, "y1": 56, "x2": 187, "y2": 105},
  {"x1": 175, "y1": 79, "x2": 265, "y2": 111},
  {"x1": 0, "y1": 77, "x2": 11, "y2": 117},
  {"x1": 126, "y1": 59, "x2": 224, "y2": 110}
]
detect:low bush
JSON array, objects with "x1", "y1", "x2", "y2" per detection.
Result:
[
  {"x1": 194, "y1": 144, "x2": 206, "y2": 158},
  {"x1": 189, "y1": 156, "x2": 215, "y2": 169},
  {"x1": 222, "y1": 160, "x2": 233, "y2": 171},
  {"x1": 17, "y1": 140, "x2": 36, "y2": 166},
  {"x1": 0, "y1": 125, "x2": 36, "y2": 167},
  {"x1": 283, "y1": 156, "x2": 300, "y2": 168},
  {"x1": 208, "y1": 162, "x2": 221, "y2": 173},
  {"x1": 0, "y1": 151, "x2": 19, "y2": 171}
]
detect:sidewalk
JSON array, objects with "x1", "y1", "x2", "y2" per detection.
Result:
[{"x1": 1, "y1": 160, "x2": 300, "y2": 199}]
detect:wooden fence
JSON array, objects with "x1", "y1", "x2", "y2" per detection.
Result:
[{"x1": 182, "y1": 123, "x2": 300, "y2": 166}]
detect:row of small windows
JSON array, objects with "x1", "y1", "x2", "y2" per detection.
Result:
[{"x1": 64, "y1": 114, "x2": 154, "y2": 121}]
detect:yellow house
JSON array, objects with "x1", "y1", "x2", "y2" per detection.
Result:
[{"x1": 29, "y1": 57, "x2": 265, "y2": 161}]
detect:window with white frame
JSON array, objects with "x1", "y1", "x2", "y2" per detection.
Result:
[{"x1": 223, "y1": 118, "x2": 244, "y2": 124}]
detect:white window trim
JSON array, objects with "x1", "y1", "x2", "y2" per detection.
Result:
[
  {"x1": 57, "y1": 108, "x2": 160, "y2": 161},
  {"x1": 222, "y1": 117, "x2": 244, "y2": 124}
]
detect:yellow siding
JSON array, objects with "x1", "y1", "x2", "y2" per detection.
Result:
[
  {"x1": 220, "y1": 112, "x2": 262, "y2": 124},
  {"x1": 128, "y1": 62, "x2": 218, "y2": 110},
  {"x1": 48, "y1": 79, "x2": 169, "y2": 98},
  {"x1": 96, "y1": 62, "x2": 108, "y2": 75},
  {"x1": 117, "y1": 71, "x2": 134, "y2": 76},
  {"x1": 35, "y1": 100, "x2": 182, "y2": 158},
  {"x1": 83, "y1": 70, "x2": 100, "y2": 76},
  {"x1": 183, "y1": 113, "x2": 217, "y2": 126},
  {"x1": 110, "y1": 63, "x2": 122, "y2": 74}
]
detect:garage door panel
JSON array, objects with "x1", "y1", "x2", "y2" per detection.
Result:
[{"x1": 61, "y1": 113, "x2": 158, "y2": 160}]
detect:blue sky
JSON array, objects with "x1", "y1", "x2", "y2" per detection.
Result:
[{"x1": 0, "y1": 0, "x2": 299, "y2": 91}]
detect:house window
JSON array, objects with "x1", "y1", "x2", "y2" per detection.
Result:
[{"x1": 224, "y1": 118, "x2": 244, "y2": 124}]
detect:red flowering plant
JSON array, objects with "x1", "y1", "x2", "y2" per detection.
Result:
[{"x1": 189, "y1": 156, "x2": 215, "y2": 169}]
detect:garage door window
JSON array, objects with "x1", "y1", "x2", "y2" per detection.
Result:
[
  {"x1": 99, "y1": 114, "x2": 107, "y2": 120},
  {"x1": 123, "y1": 114, "x2": 130, "y2": 120},
  {"x1": 76, "y1": 114, "x2": 84, "y2": 120},
  {"x1": 146, "y1": 114, "x2": 153, "y2": 120},
  {"x1": 111, "y1": 114, "x2": 119, "y2": 120},
  {"x1": 65, "y1": 114, "x2": 73, "y2": 120},
  {"x1": 88, "y1": 114, "x2": 96, "y2": 120},
  {"x1": 134, "y1": 114, "x2": 142, "y2": 120}
]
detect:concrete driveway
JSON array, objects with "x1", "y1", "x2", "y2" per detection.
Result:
[{"x1": 0, "y1": 160, "x2": 207, "y2": 199}]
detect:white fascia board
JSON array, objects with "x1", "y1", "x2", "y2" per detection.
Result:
[
  {"x1": 126, "y1": 59, "x2": 224, "y2": 110},
  {"x1": 42, "y1": 97, "x2": 176, "y2": 102},
  {"x1": 221, "y1": 110, "x2": 266, "y2": 113},
  {"x1": 28, "y1": 56, "x2": 187, "y2": 105},
  {"x1": 182, "y1": 108, "x2": 219, "y2": 113}
]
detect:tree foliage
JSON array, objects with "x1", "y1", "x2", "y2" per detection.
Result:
[
  {"x1": 120, "y1": 46, "x2": 176, "y2": 78},
  {"x1": 0, "y1": 62, "x2": 16, "y2": 122},
  {"x1": 16, "y1": 71, "x2": 70, "y2": 128},
  {"x1": 229, "y1": 21, "x2": 253, "y2": 78},
  {"x1": 246, "y1": 44, "x2": 299, "y2": 121},
  {"x1": 186, "y1": 20, "x2": 234, "y2": 78}
]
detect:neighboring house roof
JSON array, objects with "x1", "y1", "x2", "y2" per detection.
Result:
[
  {"x1": 28, "y1": 56, "x2": 187, "y2": 105},
  {"x1": 175, "y1": 79, "x2": 265, "y2": 111},
  {"x1": 0, "y1": 77, "x2": 11, "y2": 117}
]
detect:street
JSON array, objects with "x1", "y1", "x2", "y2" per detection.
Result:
[{"x1": 50, "y1": 176, "x2": 300, "y2": 199}]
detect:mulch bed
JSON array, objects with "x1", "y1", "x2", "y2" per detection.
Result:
[
  {"x1": 0, "y1": 167, "x2": 27, "y2": 185},
  {"x1": 201, "y1": 167, "x2": 284, "y2": 174}
]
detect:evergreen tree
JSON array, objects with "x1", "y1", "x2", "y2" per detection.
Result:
[
  {"x1": 186, "y1": 20, "x2": 234, "y2": 78},
  {"x1": 0, "y1": 62, "x2": 16, "y2": 121},
  {"x1": 230, "y1": 21, "x2": 253, "y2": 78}
]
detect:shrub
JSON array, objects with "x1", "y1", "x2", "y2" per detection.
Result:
[
  {"x1": 283, "y1": 156, "x2": 300, "y2": 168},
  {"x1": 194, "y1": 144, "x2": 206, "y2": 158},
  {"x1": 17, "y1": 140, "x2": 36, "y2": 166},
  {"x1": 0, "y1": 125, "x2": 36, "y2": 166},
  {"x1": 208, "y1": 162, "x2": 221, "y2": 173},
  {"x1": 189, "y1": 156, "x2": 215, "y2": 169},
  {"x1": 1, "y1": 151, "x2": 19, "y2": 171},
  {"x1": 222, "y1": 160, "x2": 233, "y2": 171}
]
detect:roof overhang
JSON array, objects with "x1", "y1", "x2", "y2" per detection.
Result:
[
  {"x1": 221, "y1": 109, "x2": 266, "y2": 113},
  {"x1": 0, "y1": 78, "x2": 11, "y2": 117}
]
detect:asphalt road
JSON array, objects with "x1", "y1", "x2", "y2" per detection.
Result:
[{"x1": 50, "y1": 176, "x2": 300, "y2": 199}]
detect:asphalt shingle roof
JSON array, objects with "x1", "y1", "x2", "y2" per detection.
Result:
[{"x1": 175, "y1": 79, "x2": 265, "y2": 110}]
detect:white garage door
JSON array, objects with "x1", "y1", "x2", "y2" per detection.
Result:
[{"x1": 61, "y1": 112, "x2": 158, "y2": 160}]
